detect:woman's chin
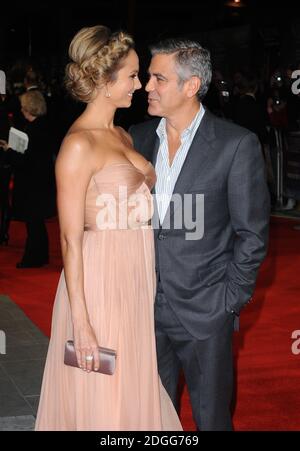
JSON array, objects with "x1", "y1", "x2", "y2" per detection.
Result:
[{"x1": 120, "y1": 98, "x2": 133, "y2": 108}]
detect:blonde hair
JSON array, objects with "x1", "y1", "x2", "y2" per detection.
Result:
[
  {"x1": 65, "y1": 25, "x2": 134, "y2": 103},
  {"x1": 20, "y1": 90, "x2": 47, "y2": 117}
]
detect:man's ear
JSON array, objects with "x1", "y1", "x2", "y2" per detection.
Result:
[{"x1": 186, "y1": 76, "x2": 201, "y2": 98}]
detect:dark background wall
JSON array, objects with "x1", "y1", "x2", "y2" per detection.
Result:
[
  {"x1": 1, "y1": 1, "x2": 300, "y2": 129},
  {"x1": 1, "y1": 1, "x2": 300, "y2": 68}
]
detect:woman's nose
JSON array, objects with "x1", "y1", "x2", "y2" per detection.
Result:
[{"x1": 136, "y1": 77, "x2": 142, "y2": 90}]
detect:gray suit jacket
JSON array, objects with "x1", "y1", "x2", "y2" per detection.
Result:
[{"x1": 129, "y1": 109, "x2": 270, "y2": 339}]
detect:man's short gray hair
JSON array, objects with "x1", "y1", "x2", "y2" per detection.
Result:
[{"x1": 150, "y1": 38, "x2": 212, "y2": 101}]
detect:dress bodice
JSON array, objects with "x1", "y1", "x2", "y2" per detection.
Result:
[{"x1": 84, "y1": 163, "x2": 154, "y2": 231}]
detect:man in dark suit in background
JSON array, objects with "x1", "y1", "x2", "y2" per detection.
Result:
[
  {"x1": 233, "y1": 72, "x2": 268, "y2": 149},
  {"x1": 130, "y1": 39, "x2": 270, "y2": 431}
]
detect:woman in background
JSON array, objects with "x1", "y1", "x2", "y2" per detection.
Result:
[{"x1": 0, "y1": 90, "x2": 55, "y2": 267}]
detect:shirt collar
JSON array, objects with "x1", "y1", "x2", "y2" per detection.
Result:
[{"x1": 156, "y1": 105, "x2": 205, "y2": 140}]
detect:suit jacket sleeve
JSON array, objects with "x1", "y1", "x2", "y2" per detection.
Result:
[
  {"x1": 225, "y1": 131, "x2": 270, "y2": 314},
  {"x1": 129, "y1": 121, "x2": 159, "y2": 160}
]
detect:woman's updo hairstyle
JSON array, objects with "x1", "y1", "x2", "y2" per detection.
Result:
[{"x1": 65, "y1": 25, "x2": 134, "y2": 103}]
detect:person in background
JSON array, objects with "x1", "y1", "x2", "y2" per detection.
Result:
[
  {"x1": 0, "y1": 90, "x2": 55, "y2": 267},
  {"x1": 233, "y1": 72, "x2": 268, "y2": 149},
  {"x1": 0, "y1": 89, "x2": 11, "y2": 245}
]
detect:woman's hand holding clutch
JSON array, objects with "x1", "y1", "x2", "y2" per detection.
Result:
[{"x1": 72, "y1": 321, "x2": 100, "y2": 373}]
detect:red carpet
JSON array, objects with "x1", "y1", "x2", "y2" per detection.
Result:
[{"x1": 1, "y1": 217, "x2": 300, "y2": 430}]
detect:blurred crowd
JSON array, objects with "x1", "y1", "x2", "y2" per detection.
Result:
[{"x1": 1, "y1": 58, "x2": 300, "y2": 265}]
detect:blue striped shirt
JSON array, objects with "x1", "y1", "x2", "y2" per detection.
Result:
[{"x1": 155, "y1": 106, "x2": 205, "y2": 223}]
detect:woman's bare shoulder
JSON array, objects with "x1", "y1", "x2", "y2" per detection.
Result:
[
  {"x1": 115, "y1": 126, "x2": 133, "y2": 146},
  {"x1": 56, "y1": 130, "x2": 97, "y2": 175}
]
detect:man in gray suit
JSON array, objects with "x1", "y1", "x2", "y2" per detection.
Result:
[{"x1": 129, "y1": 39, "x2": 270, "y2": 431}]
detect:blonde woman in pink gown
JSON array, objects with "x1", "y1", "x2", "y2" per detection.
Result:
[{"x1": 35, "y1": 26, "x2": 182, "y2": 431}]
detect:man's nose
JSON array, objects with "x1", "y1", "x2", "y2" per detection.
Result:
[{"x1": 145, "y1": 78, "x2": 153, "y2": 92}]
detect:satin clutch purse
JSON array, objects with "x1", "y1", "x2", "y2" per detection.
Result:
[{"x1": 64, "y1": 340, "x2": 116, "y2": 375}]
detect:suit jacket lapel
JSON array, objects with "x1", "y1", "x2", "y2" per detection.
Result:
[
  {"x1": 160, "y1": 110, "x2": 216, "y2": 229},
  {"x1": 140, "y1": 123, "x2": 160, "y2": 231},
  {"x1": 151, "y1": 137, "x2": 160, "y2": 189},
  {"x1": 140, "y1": 122, "x2": 160, "y2": 167},
  {"x1": 142, "y1": 126, "x2": 160, "y2": 192}
]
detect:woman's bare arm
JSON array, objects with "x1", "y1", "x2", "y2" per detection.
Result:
[{"x1": 55, "y1": 132, "x2": 102, "y2": 372}]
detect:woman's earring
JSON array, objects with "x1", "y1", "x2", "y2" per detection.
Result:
[{"x1": 105, "y1": 88, "x2": 111, "y2": 98}]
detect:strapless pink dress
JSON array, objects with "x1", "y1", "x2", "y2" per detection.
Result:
[{"x1": 35, "y1": 163, "x2": 182, "y2": 431}]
